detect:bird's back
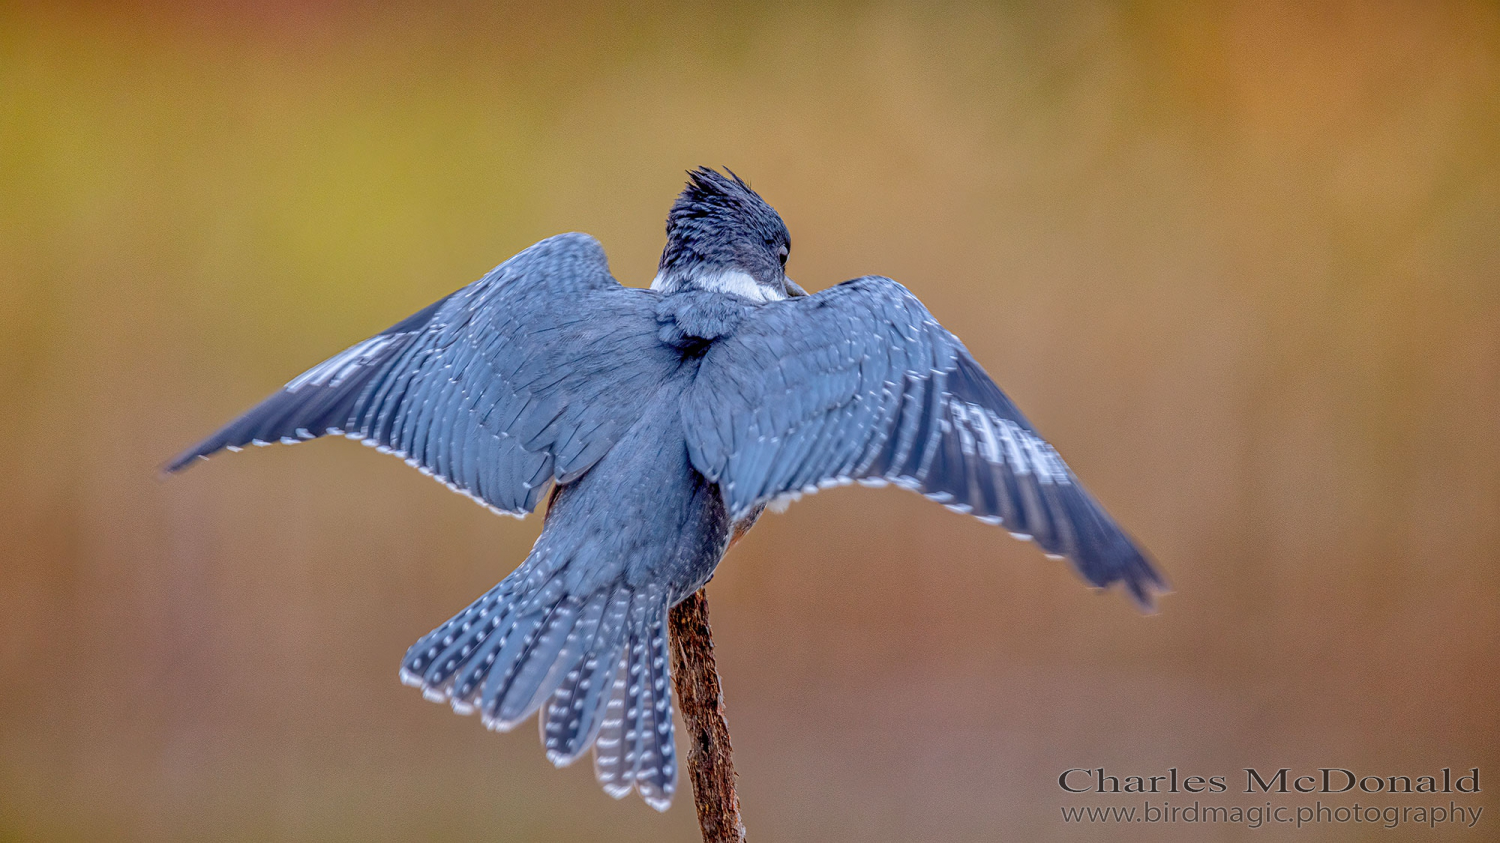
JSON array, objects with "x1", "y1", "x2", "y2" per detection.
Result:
[
  {"x1": 398, "y1": 352, "x2": 735, "y2": 810},
  {"x1": 530, "y1": 359, "x2": 734, "y2": 602}
]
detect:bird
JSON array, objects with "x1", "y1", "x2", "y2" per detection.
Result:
[{"x1": 166, "y1": 167, "x2": 1164, "y2": 812}]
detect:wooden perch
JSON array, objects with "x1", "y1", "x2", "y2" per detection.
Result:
[{"x1": 668, "y1": 588, "x2": 747, "y2": 843}]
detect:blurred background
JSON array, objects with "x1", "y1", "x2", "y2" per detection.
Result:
[{"x1": 2, "y1": 2, "x2": 1497, "y2": 841}]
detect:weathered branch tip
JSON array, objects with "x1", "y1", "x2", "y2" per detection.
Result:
[{"x1": 668, "y1": 589, "x2": 746, "y2": 843}]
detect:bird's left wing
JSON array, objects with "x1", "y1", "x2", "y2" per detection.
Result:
[
  {"x1": 166, "y1": 233, "x2": 680, "y2": 516},
  {"x1": 680, "y1": 275, "x2": 1164, "y2": 606}
]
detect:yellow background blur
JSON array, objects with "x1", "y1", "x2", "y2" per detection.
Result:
[{"x1": 2, "y1": 2, "x2": 1496, "y2": 841}]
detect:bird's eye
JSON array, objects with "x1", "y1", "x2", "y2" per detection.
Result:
[{"x1": 777, "y1": 245, "x2": 789, "y2": 267}]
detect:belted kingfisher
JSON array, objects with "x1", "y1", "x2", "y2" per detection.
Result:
[{"x1": 168, "y1": 168, "x2": 1163, "y2": 811}]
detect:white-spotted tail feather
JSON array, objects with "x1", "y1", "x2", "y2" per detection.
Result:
[{"x1": 403, "y1": 575, "x2": 678, "y2": 810}]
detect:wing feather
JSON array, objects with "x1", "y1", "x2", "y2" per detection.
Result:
[
  {"x1": 167, "y1": 233, "x2": 679, "y2": 517},
  {"x1": 681, "y1": 275, "x2": 1164, "y2": 607}
]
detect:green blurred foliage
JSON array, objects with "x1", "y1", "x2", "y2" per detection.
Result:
[{"x1": 1, "y1": 2, "x2": 1496, "y2": 841}]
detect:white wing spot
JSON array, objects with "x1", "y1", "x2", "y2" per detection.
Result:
[
  {"x1": 961, "y1": 403, "x2": 1003, "y2": 463},
  {"x1": 285, "y1": 335, "x2": 397, "y2": 393},
  {"x1": 1020, "y1": 430, "x2": 1070, "y2": 485},
  {"x1": 994, "y1": 418, "x2": 1030, "y2": 475}
]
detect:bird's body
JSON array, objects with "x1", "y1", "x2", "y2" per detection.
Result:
[{"x1": 169, "y1": 169, "x2": 1162, "y2": 811}]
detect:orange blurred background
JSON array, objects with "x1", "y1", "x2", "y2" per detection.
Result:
[{"x1": 2, "y1": 2, "x2": 1497, "y2": 841}]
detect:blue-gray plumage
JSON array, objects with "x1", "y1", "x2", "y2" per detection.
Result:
[{"x1": 167, "y1": 167, "x2": 1164, "y2": 811}]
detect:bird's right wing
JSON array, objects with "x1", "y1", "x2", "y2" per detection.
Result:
[
  {"x1": 680, "y1": 275, "x2": 1164, "y2": 606},
  {"x1": 166, "y1": 233, "x2": 681, "y2": 516}
]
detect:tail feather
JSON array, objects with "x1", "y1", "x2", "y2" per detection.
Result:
[
  {"x1": 593, "y1": 646, "x2": 632, "y2": 797},
  {"x1": 543, "y1": 639, "x2": 624, "y2": 764},
  {"x1": 507, "y1": 592, "x2": 609, "y2": 725},
  {"x1": 542, "y1": 588, "x2": 632, "y2": 763},
  {"x1": 593, "y1": 593, "x2": 677, "y2": 810},
  {"x1": 404, "y1": 576, "x2": 679, "y2": 809},
  {"x1": 619, "y1": 603, "x2": 654, "y2": 796},
  {"x1": 476, "y1": 610, "x2": 548, "y2": 731},
  {"x1": 448, "y1": 617, "x2": 512, "y2": 715},
  {"x1": 400, "y1": 582, "x2": 511, "y2": 693},
  {"x1": 634, "y1": 605, "x2": 677, "y2": 810},
  {"x1": 492, "y1": 595, "x2": 583, "y2": 725}
]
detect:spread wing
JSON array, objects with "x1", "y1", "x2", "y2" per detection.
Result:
[
  {"x1": 167, "y1": 233, "x2": 679, "y2": 516},
  {"x1": 680, "y1": 275, "x2": 1164, "y2": 606}
]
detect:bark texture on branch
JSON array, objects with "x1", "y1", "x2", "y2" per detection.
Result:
[{"x1": 668, "y1": 588, "x2": 746, "y2": 843}]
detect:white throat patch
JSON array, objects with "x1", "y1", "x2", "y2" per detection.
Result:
[{"x1": 651, "y1": 269, "x2": 786, "y2": 303}]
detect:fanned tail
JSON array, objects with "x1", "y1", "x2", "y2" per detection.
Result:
[
  {"x1": 591, "y1": 591, "x2": 675, "y2": 810},
  {"x1": 400, "y1": 576, "x2": 679, "y2": 811}
]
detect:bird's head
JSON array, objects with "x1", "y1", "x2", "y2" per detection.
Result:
[{"x1": 653, "y1": 167, "x2": 804, "y2": 301}]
